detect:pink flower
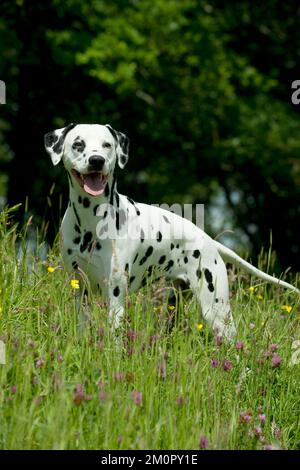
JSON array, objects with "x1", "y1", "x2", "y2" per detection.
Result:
[
  {"x1": 240, "y1": 411, "x2": 252, "y2": 424},
  {"x1": 131, "y1": 390, "x2": 142, "y2": 406},
  {"x1": 272, "y1": 422, "x2": 281, "y2": 438},
  {"x1": 11, "y1": 385, "x2": 17, "y2": 394},
  {"x1": 235, "y1": 341, "x2": 244, "y2": 350},
  {"x1": 211, "y1": 358, "x2": 220, "y2": 368},
  {"x1": 223, "y1": 359, "x2": 233, "y2": 371},
  {"x1": 263, "y1": 444, "x2": 278, "y2": 450},
  {"x1": 149, "y1": 335, "x2": 157, "y2": 346},
  {"x1": 73, "y1": 384, "x2": 85, "y2": 406},
  {"x1": 127, "y1": 330, "x2": 138, "y2": 342},
  {"x1": 98, "y1": 391, "x2": 107, "y2": 403},
  {"x1": 73, "y1": 384, "x2": 92, "y2": 406},
  {"x1": 254, "y1": 426, "x2": 262, "y2": 437},
  {"x1": 269, "y1": 343, "x2": 279, "y2": 352},
  {"x1": 199, "y1": 436, "x2": 209, "y2": 449},
  {"x1": 36, "y1": 358, "x2": 45, "y2": 369},
  {"x1": 32, "y1": 376, "x2": 39, "y2": 385},
  {"x1": 127, "y1": 347, "x2": 134, "y2": 357},
  {"x1": 258, "y1": 413, "x2": 266, "y2": 424},
  {"x1": 271, "y1": 353, "x2": 282, "y2": 368},
  {"x1": 114, "y1": 372, "x2": 125, "y2": 382}
]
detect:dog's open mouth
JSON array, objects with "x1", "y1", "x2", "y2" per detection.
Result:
[{"x1": 71, "y1": 170, "x2": 108, "y2": 197}]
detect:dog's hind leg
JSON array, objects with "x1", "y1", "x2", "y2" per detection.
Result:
[{"x1": 189, "y1": 252, "x2": 236, "y2": 342}]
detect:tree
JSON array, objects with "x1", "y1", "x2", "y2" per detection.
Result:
[{"x1": 0, "y1": 0, "x2": 299, "y2": 269}]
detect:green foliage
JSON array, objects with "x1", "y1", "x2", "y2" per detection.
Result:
[{"x1": 0, "y1": 0, "x2": 300, "y2": 268}]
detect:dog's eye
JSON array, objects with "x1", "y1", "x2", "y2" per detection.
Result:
[
  {"x1": 72, "y1": 141, "x2": 84, "y2": 151},
  {"x1": 103, "y1": 142, "x2": 112, "y2": 149}
]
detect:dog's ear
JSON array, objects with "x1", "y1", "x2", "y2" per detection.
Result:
[
  {"x1": 44, "y1": 123, "x2": 76, "y2": 165},
  {"x1": 105, "y1": 124, "x2": 130, "y2": 169}
]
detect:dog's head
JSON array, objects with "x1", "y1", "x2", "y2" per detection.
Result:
[{"x1": 44, "y1": 123, "x2": 129, "y2": 197}]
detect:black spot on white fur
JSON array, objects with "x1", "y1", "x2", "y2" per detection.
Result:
[
  {"x1": 165, "y1": 260, "x2": 174, "y2": 271},
  {"x1": 80, "y1": 231, "x2": 92, "y2": 253},
  {"x1": 204, "y1": 268, "x2": 214, "y2": 292},
  {"x1": 139, "y1": 246, "x2": 153, "y2": 265},
  {"x1": 83, "y1": 197, "x2": 90, "y2": 208},
  {"x1": 113, "y1": 286, "x2": 120, "y2": 297},
  {"x1": 72, "y1": 203, "x2": 81, "y2": 227},
  {"x1": 204, "y1": 269, "x2": 213, "y2": 283}
]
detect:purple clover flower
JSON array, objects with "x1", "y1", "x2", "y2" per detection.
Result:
[
  {"x1": 223, "y1": 359, "x2": 233, "y2": 371},
  {"x1": 271, "y1": 353, "x2": 282, "y2": 368},
  {"x1": 114, "y1": 372, "x2": 125, "y2": 382},
  {"x1": 211, "y1": 358, "x2": 220, "y2": 368},
  {"x1": 36, "y1": 358, "x2": 45, "y2": 369},
  {"x1": 254, "y1": 426, "x2": 262, "y2": 437},
  {"x1": 240, "y1": 411, "x2": 252, "y2": 424},
  {"x1": 199, "y1": 436, "x2": 209, "y2": 449},
  {"x1": 73, "y1": 384, "x2": 92, "y2": 406},
  {"x1": 131, "y1": 390, "x2": 142, "y2": 406}
]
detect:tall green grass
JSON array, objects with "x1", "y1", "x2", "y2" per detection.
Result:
[{"x1": 0, "y1": 207, "x2": 299, "y2": 450}]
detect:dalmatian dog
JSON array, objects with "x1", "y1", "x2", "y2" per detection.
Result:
[{"x1": 44, "y1": 123, "x2": 299, "y2": 341}]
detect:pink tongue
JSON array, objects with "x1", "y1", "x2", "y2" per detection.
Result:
[{"x1": 83, "y1": 173, "x2": 105, "y2": 196}]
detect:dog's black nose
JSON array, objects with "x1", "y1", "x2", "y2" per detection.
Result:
[{"x1": 88, "y1": 155, "x2": 105, "y2": 171}]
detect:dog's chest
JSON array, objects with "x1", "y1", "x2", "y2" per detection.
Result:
[{"x1": 61, "y1": 206, "x2": 112, "y2": 282}]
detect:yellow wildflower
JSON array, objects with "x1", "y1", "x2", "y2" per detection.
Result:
[
  {"x1": 248, "y1": 286, "x2": 255, "y2": 294},
  {"x1": 281, "y1": 305, "x2": 292, "y2": 313},
  {"x1": 47, "y1": 266, "x2": 56, "y2": 273},
  {"x1": 256, "y1": 294, "x2": 263, "y2": 300},
  {"x1": 70, "y1": 279, "x2": 80, "y2": 290},
  {"x1": 197, "y1": 323, "x2": 204, "y2": 332},
  {"x1": 168, "y1": 305, "x2": 175, "y2": 311}
]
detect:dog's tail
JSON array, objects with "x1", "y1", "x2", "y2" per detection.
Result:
[{"x1": 215, "y1": 240, "x2": 300, "y2": 294}]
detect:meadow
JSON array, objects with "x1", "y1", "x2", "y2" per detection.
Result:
[{"x1": 0, "y1": 206, "x2": 299, "y2": 450}]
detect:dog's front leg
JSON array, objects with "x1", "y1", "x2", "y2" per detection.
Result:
[
  {"x1": 108, "y1": 273, "x2": 128, "y2": 333},
  {"x1": 72, "y1": 271, "x2": 90, "y2": 337}
]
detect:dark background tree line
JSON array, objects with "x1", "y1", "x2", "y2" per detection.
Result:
[{"x1": 0, "y1": 0, "x2": 300, "y2": 271}]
